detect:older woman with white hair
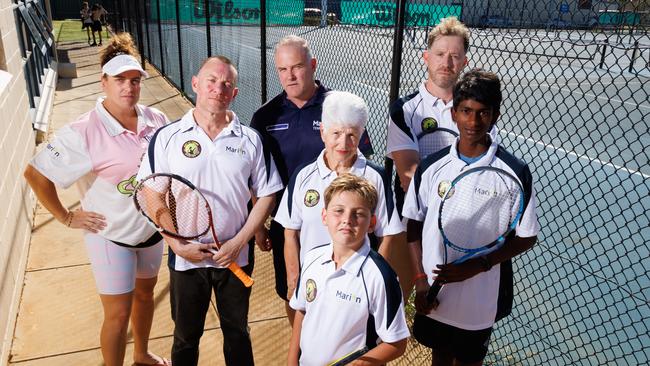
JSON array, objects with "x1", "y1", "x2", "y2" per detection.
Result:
[{"x1": 274, "y1": 90, "x2": 404, "y2": 298}]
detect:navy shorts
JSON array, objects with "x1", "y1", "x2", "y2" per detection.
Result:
[
  {"x1": 412, "y1": 313, "x2": 492, "y2": 364},
  {"x1": 91, "y1": 20, "x2": 102, "y2": 32}
]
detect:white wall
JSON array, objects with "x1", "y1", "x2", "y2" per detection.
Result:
[{"x1": 0, "y1": 0, "x2": 41, "y2": 363}]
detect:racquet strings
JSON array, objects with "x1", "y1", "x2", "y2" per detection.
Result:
[
  {"x1": 135, "y1": 175, "x2": 211, "y2": 239},
  {"x1": 418, "y1": 129, "x2": 457, "y2": 157},
  {"x1": 439, "y1": 169, "x2": 522, "y2": 258}
]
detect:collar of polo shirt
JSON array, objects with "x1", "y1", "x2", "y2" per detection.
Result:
[
  {"x1": 449, "y1": 133, "x2": 499, "y2": 168},
  {"x1": 419, "y1": 82, "x2": 453, "y2": 109},
  {"x1": 316, "y1": 149, "x2": 366, "y2": 179},
  {"x1": 180, "y1": 108, "x2": 242, "y2": 137},
  {"x1": 94, "y1": 97, "x2": 151, "y2": 136},
  {"x1": 321, "y1": 238, "x2": 371, "y2": 275},
  {"x1": 282, "y1": 80, "x2": 327, "y2": 109}
]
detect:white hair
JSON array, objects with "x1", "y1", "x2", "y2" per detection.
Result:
[
  {"x1": 275, "y1": 35, "x2": 313, "y2": 60},
  {"x1": 321, "y1": 91, "x2": 368, "y2": 132}
]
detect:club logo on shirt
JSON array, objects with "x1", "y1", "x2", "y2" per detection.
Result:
[
  {"x1": 312, "y1": 120, "x2": 321, "y2": 130},
  {"x1": 117, "y1": 175, "x2": 138, "y2": 196},
  {"x1": 475, "y1": 186, "x2": 498, "y2": 198},
  {"x1": 306, "y1": 279, "x2": 317, "y2": 302},
  {"x1": 421, "y1": 117, "x2": 438, "y2": 133},
  {"x1": 336, "y1": 290, "x2": 362, "y2": 304},
  {"x1": 438, "y1": 180, "x2": 454, "y2": 199},
  {"x1": 46, "y1": 143, "x2": 61, "y2": 158},
  {"x1": 304, "y1": 189, "x2": 320, "y2": 207},
  {"x1": 226, "y1": 145, "x2": 247, "y2": 156},
  {"x1": 182, "y1": 140, "x2": 202, "y2": 158}
]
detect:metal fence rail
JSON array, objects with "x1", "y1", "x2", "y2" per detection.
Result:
[{"x1": 110, "y1": 0, "x2": 649, "y2": 364}]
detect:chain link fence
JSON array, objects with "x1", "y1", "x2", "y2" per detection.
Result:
[{"x1": 110, "y1": 0, "x2": 649, "y2": 364}]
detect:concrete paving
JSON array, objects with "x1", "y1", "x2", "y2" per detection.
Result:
[{"x1": 9, "y1": 40, "x2": 290, "y2": 366}]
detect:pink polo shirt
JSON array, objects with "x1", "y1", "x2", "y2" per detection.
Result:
[{"x1": 30, "y1": 98, "x2": 169, "y2": 245}]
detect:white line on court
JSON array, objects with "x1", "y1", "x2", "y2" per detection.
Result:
[
  {"x1": 353, "y1": 81, "x2": 388, "y2": 95},
  {"x1": 504, "y1": 130, "x2": 649, "y2": 179},
  {"x1": 525, "y1": 79, "x2": 642, "y2": 88},
  {"x1": 525, "y1": 83, "x2": 649, "y2": 110}
]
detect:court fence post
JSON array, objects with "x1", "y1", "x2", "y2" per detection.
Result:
[
  {"x1": 115, "y1": 0, "x2": 123, "y2": 32},
  {"x1": 260, "y1": 0, "x2": 267, "y2": 104},
  {"x1": 175, "y1": 0, "x2": 184, "y2": 92},
  {"x1": 111, "y1": 0, "x2": 119, "y2": 32},
  {"x1": 144, "y1": 0, "x2": 152, "y2": 62},
  {"x1": 628, "y1": 41, "x2": 639, "y2": 73},
  {"x1": 135, "y1": 0, "x2": 146, "y2": 68},
  {"x1": 599, "y1": 39, "x2": 608, "y2": 69},
  {"x1": 385, "y1": 0, "x2": 408, "y2": 176},
  {"x1": 204, "y1": 0, "x2": 212, "y2": 57},
  {"x1": 156, "y1": 0, "x2": 165, "y2": 75}
]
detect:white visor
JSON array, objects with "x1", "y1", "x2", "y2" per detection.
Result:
[{"x1": 102, "y1": 54, "x2": 149, "y2": 78}]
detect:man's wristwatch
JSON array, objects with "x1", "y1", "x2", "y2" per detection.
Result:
[{"x1": 478, "y1": 255, "x2": 493, "y2": 272}]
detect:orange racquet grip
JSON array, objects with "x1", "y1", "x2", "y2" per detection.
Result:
[{"x1": 228, "y1": 262, "x2": 254, "y2": 287}]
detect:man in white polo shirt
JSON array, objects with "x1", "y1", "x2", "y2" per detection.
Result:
[
  {"x1": 386, "y1": 17, "x2": 500, "y2": 301},
  {"x1": 137, "y1": 56, "x2": 283, "y2": 366}
]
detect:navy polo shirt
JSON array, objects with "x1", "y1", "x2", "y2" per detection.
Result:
[{"x1": 250, "y1": 81, "x2": 373, "y2": 185}]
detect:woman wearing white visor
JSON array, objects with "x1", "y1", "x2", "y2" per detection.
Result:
[{"x1": 24, "y1": 33, "x2": 171, "y2": 366}]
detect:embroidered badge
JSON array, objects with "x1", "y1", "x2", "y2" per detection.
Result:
[
  {"x1": 438, "y1": 180, "x2": 454, "y2": 199},
  {"x1": 421, "y1": 117, "x2": 438, "y2": 133},
  {"x1": 304, "y1": 189, "x2": 320, "y2": 207},
  {"x1": 117, "y1": 175, "x2": 138, "y2": 196},
  {"x1": 182, "y1": 140, "x2": 202, "y2": 158},
  {"x1": 306, "y1": 279, "x2": 317, "y2": 302}
]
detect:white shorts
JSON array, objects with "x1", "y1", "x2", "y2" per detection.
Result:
[{"x1": 84, "y1": 233, "x2": 164, "y2": 295}]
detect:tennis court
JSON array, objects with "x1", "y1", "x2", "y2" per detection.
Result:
[{"x1": 124, "y1": 7, "x2": 650, "y2": 363}]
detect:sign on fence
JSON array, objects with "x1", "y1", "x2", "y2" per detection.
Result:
[
  {"x1": 153, "y1": 0, "x2": 304, "y2": 25},
  {"x1": 340, "y1": 1, "x2": 462, "y2": 26}
]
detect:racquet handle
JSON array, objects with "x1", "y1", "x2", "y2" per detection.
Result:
[
  {"x1": 205, "y1": 247, "x2": 254, "y2": 287},
  {"x1": 228, "y1": 262, "x2": 254, "y2": 287},
  {"x1": 426, "y1": 280, "x2": 443, "y2": 304},
  {"x1": 328, "y1": 346, "x2": 369, "y2": 365}
]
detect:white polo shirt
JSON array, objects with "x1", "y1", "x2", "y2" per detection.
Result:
[
  {"x1": 402, "y1": 139, "x2": 540, "y2": 330},
  {"x1": 290, "y1": 241, "x2": 410, "y2": 365},
  {"x1": 30, "y1": 97, "x2": 169, "y2": 245},
  {"x1": 136, "y1": 109, "x2": 283, "y2": 271},
  {"x1": 274, "y1": 150, "x2": 404, "y2": 263},
  {"x1": 386, "y1": 82, "x2": 498, "y2": 159}
]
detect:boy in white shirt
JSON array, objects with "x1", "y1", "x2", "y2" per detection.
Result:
[{"x1": 289, "y1": 174, "x2": 409, "y2": 365}]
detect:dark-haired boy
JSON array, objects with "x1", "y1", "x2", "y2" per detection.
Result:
[{"x1": 403, "y1": 69, "x2": 540, "y2": 365}]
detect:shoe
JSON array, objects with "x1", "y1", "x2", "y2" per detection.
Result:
[
  {"x1": 132, "y1": 357, "x2": 171, "y2": 366},
  {"x1": 90, "y1": 42, "x2": 97, "y2": 46},
  {"x1": 98, "y1": 42, "x2": 102, "y2": 46}
]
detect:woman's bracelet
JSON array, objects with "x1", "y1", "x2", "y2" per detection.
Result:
[
  {"x1": 64, "y1": 211, "x2": 74, "y2": 227},
  {"x1": 414, "y1": 273, "x2": 428, "y2": 282}
]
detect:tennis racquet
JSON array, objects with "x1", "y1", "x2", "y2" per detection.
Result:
[
  {"x1": 417, "y1": 127, "x2": 458, "y2": 159},
  {"x1": 327, "y1": 346, "x2": 369, "y2": 366},
  {"x1": 133, "y1": 173, "x2": 254, "y2": 287},
  {"x1": 426, "y1": 166, "x2": 524, "y2": 304}
]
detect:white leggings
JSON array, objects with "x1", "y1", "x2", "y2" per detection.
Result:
[{"x1": 84, "y1": 233, "x2": 164, "y2": 295}]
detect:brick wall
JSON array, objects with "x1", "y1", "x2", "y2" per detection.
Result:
[{"x1": 0, "y1": 0, "x2": 39, "y2": 363}]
